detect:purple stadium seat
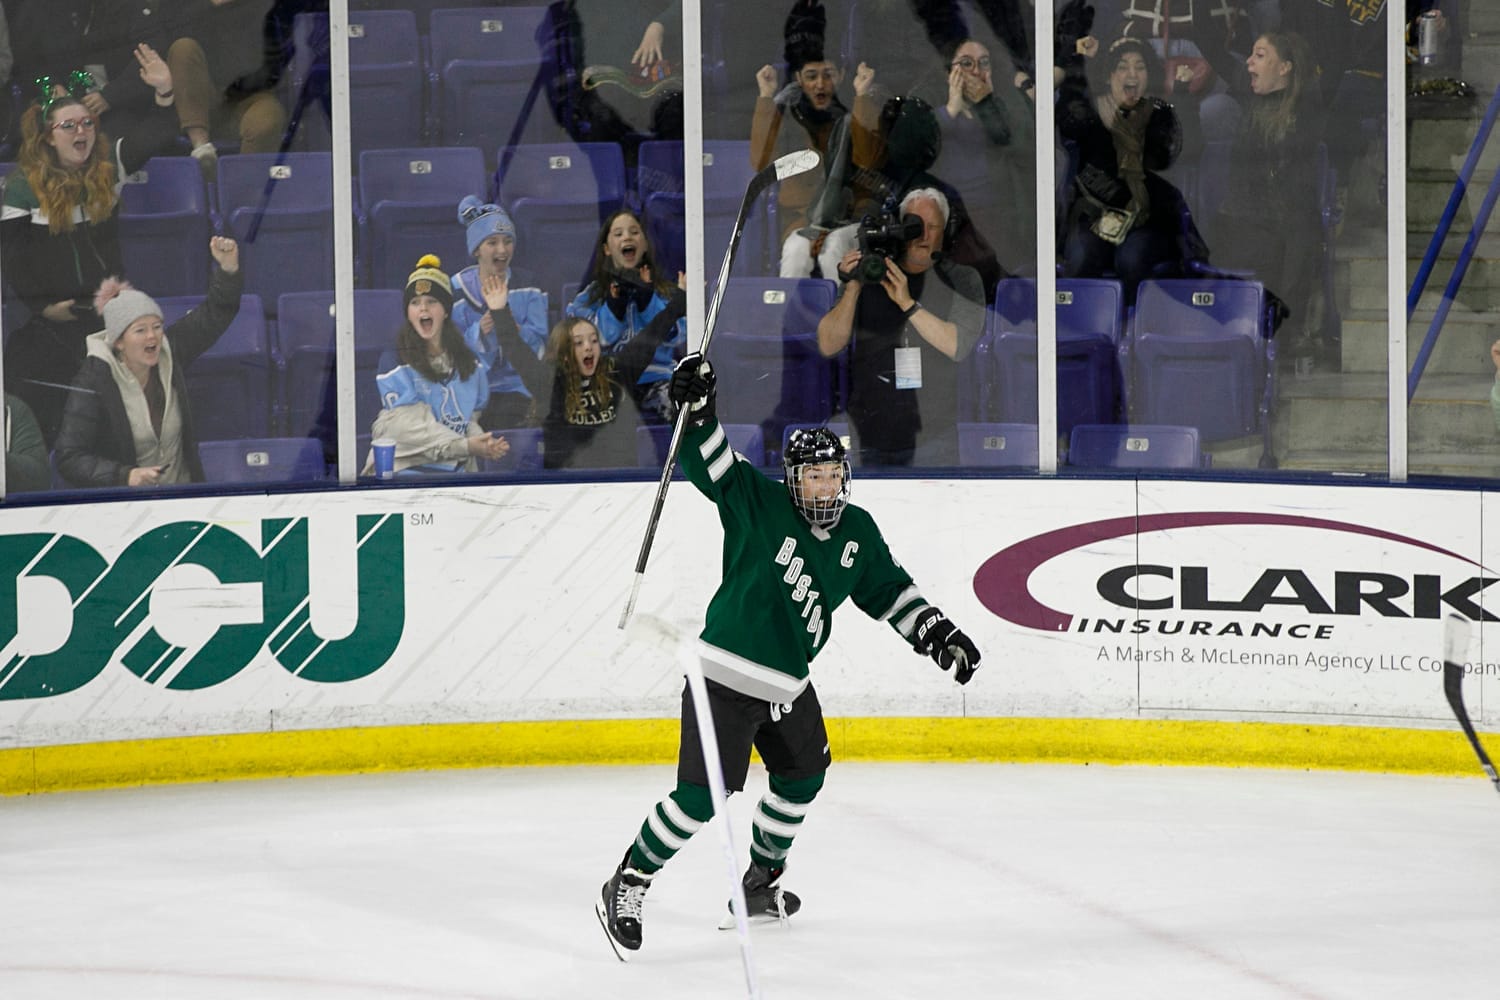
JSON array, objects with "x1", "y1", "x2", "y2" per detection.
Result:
[
  {"x1": 156, "y1": 293, "x2": 271, "y2": 440},
  {"x1": 987, "y1": 278, "x2": 1124, "y2": 434},
  {"x1": 292, "y1": 10, "x2": 425, "y2": 153},
  {"x1": 710, "y1": 278, "x2": 841, "y2": 446},
  {"x1": 1067, "y1": 423, "x2": 1204, "y2": 470},
  {"x1": 430, "y1": 7, "x2": 559, "y2": 149},
  {"x1": 119, "y1": 157, "x2": 211, "y2": 297},
  {"x1": 199, "y1": 437, "x2": 329, "y2": 484},
  {"x1": 957, "y1": 328, "x2": 996, "y2": 422},
  {"x1": 495, "y1": 142, "x2": 629, "y2": 301},
  {"x1": 357, "y1": 146, "x2": 486, "y2": 288},
  {"x1": 638, "y1": 140, "x2": 770, "y2": 278},
  {"x1": 219, "y1": 153, "x2": 336, "y2": 312},
  {"x1": 275, "y1": 289, "x2": 404, "y2": 445},
  {"x1": 957, "y1": 422, "x2": 1041, "y2": 468},
  {"x1": 496, "y1": 141, "x2": 627, "y2": 210},
  {"x1": 1129, "y1": 278, "x2": 1269, "y2": 443}
]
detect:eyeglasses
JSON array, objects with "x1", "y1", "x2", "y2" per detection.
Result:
[
  {"x1": 953, "y1": 57, "x2": 992, "y2": 72},
  {"x1": 50, "y1": 117, "x2": 96, "y2": 133}
]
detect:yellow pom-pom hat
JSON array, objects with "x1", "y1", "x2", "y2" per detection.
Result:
[{"x1": 404, "y1": 253, "x2": 453, "y2": 312}]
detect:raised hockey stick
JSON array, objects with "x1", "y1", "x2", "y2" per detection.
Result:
[
  {"x1": 1441, "y1": 614, "x2": 1500, "y2": 794},
  {"x1": 617, "y1": 149, "x2": 821, "y2": 630}
]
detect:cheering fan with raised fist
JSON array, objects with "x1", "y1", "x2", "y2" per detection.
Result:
[
  {"x1": 484, "y1": 266, "x2": 686, "y2": 470},
  {"x1": 595, "y1": 351, "x2": 983, "y2": 962}
]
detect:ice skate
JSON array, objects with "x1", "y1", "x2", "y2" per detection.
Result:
[
  {"x1": 596, "y1": 849, "x2": 653, "y2": 961},
  {"x1": 718, "y1": 862, "x2": 801, "y2": 929}
]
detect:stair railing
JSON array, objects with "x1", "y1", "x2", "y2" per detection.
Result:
[{"x1": 1407, "y1": 83, "x2": 1500, "y2": 402}]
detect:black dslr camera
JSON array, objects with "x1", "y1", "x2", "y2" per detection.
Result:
[{"x1": 854, "y1": 212, "x2": 924, "y2": 282}]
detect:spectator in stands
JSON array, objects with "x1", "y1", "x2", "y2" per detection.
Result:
[
  {"x1": 54, "y1": 237, "x2": 244, "y2": 489},
  {"x1": 750, "y1": 0, "x2": 868, "y2": 275},
  {"x1": 9, "y1": 4, "x2": 184, "y2": 170},
  {"x1": 644, "y1": 1, "x2": 854, "y2": 141},
  {"x1": 776, "y1": 57, "x2": 885, "y2": 280},
  {"x1": 1094, "y1": 0, "x2": 1247, "y2": 143},
  {"x1": 368, "y1": 255, "x2": 510, "y2": 476},
  {"x1": 164, "y1": 0, "x2": 291, "y2": 179},
  {"x1": 484, "y1": 270, "x2": 687, "y2": 470},
  {"x1": 921, "y1": 36, "x2": 1036, "y2": 276},
  {"x1": 548, "y1": 0, "x2": 682, "y2": 165},
  {"x1": 1, "y1": 67, "x2": 176, "y2": 446},
  {"x1": 566, "y1": 209, "x2": 687, "y2": 423},
  {"x1": 815, "y1": 187, "x2": 985, "y2": 466},
  {"x1": 4, "y1": 393, "x2": 50, "y2": 493},
  {"x1": 1056, "y1": 34, "x2": 1205, "y2": 305},
  {"x1": 1194, "y1": 22, "x2": 1326, "y2": 361},
  {"x1": 451, "y1": 197, "x2": 549, "y2": 431},
  {"x1": 1276, "y1": 0, "x2": 1382, "y2": 208}
]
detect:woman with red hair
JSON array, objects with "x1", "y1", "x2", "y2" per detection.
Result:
[{"x1": 1, "y1": 50, "x2": 177, "y2": 444}]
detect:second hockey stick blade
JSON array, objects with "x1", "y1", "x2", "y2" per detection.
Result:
[{"x1": 1441, "y1": 614, "x2": 1500, "y2": 794}]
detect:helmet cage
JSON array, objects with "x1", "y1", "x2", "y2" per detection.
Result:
[{"x1": 783, "y1": 428, "x2": 851, "y2": 528}]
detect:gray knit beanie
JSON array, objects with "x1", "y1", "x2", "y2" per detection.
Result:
[{"x1": 94, "y1": 277, "x2": 162, "y2": 347}]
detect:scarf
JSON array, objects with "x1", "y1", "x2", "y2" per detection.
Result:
[{"x1": 1103, "y1": 96, "x2": 1152, "y2": 223}]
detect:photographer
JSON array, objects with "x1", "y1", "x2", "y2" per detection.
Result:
[{"x1": 816, "y1": 188, "x2": 984, "y2": 467}]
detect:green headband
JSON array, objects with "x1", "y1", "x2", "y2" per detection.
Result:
[{"x1": 35, "y1": 70, "x2": 97, "y2": 117}]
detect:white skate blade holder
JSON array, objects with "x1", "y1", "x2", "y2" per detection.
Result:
[
  {"x1": 595, "y1": 898, "x2": 633, "y2": 963},
  {"x1": 718, "y1": 909, "x2": 792, "y2": 931}
]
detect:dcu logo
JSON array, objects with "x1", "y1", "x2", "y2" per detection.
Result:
[
  {"x1": 973, "y1": 512, "x2": 1497, "y2": 636},
  {"x1": 0, "y1": 514, "x2": 404, "y2": 701}
]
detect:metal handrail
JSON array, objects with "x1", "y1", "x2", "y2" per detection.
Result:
[{"x1": 1407, "y1": 83, "x2": 1500, "y2": 402}]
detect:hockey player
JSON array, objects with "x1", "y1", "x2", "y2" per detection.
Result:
[{"x1": 596, "y1": 352, "x2": 983, "y2": 960}]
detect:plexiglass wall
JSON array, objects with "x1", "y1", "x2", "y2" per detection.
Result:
[{"x1": 0, "y1": 1, "x2": 1462, "y2": 496}]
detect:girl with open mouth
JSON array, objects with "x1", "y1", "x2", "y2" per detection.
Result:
[
  {"x1": 486, "y1": 261, "x2": 686, "y2": 470},
  {"x1": 566, "y1": 209, "x2": 688, "y2": 425}
]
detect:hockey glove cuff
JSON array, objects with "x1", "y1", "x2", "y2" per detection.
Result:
[
  {"x1": 669, "y1": 352, "x2": 717, "y2": 427},
  {"x1": 910, "y1": 606, "x2": 981, "y2": 685}
]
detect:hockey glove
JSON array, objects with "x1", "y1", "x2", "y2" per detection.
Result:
[
  {"x1": 909, "y1": 606, "x2": 981, "y2": 685},
  {"x1": 669, "y1": 352, "x2": 717, "y2": 427}
]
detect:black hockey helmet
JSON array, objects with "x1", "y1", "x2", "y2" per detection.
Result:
[{"x1": 783, "y1": 427, "x2": 851, "y2": 528}]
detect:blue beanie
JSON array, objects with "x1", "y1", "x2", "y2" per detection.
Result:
[{"x1": 458, "y1": 195, "x2": 516, "y2": 257}]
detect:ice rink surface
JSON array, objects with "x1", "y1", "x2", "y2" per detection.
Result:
[{"x1": 2, "y1": 762, "x2": 1497, "y2": 999}]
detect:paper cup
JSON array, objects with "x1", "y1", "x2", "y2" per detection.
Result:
[{"x1": 372, "y1": 438, "x2": 396, "y2": 479}]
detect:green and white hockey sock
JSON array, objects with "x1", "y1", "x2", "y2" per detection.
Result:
[
  {"x1": 630, "y1": 781, "x2": 713, "y2": 874},
  {"x1": 750, "y1": 772, "x2": 824, "y2": 870}
]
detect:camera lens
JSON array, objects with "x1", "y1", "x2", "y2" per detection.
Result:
[{"x1": 858, "y1": 252, "x2": 887, "y2": 283}]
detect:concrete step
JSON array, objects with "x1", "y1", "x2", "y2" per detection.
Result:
[
  {"x1": 1272, "y1": 373, "x2": 1495, "y2": 456},
  {"x1": 1457, "y1": 39, "x2": 1500, "y2": 93},
  {"x1": 1339, "y1": 306, "x2": 1497, "y2": 376},
  {"x1": 1274, "y1": 447, "x2": 1500, "y2": 478},
  {"x1": 1337, "y1": 229, "x2": 1500, "y2": 314},
  {"x1": 1471, "y1": 6, "x2": 1500, "y2": 33},
  {"x1": 1406, "y1": 168, "x2": 1500, "y2": 230},
  {"x1": 1340, "y1": 257, "x2": 1500, "y2": 313},
  {"x1": 1409, "y1": 114, "x2": 1499, "y2": 174}
]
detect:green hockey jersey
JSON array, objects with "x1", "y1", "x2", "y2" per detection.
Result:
[{"x1": 679, "y1": 418, "x2": 937, "y2": 702}]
